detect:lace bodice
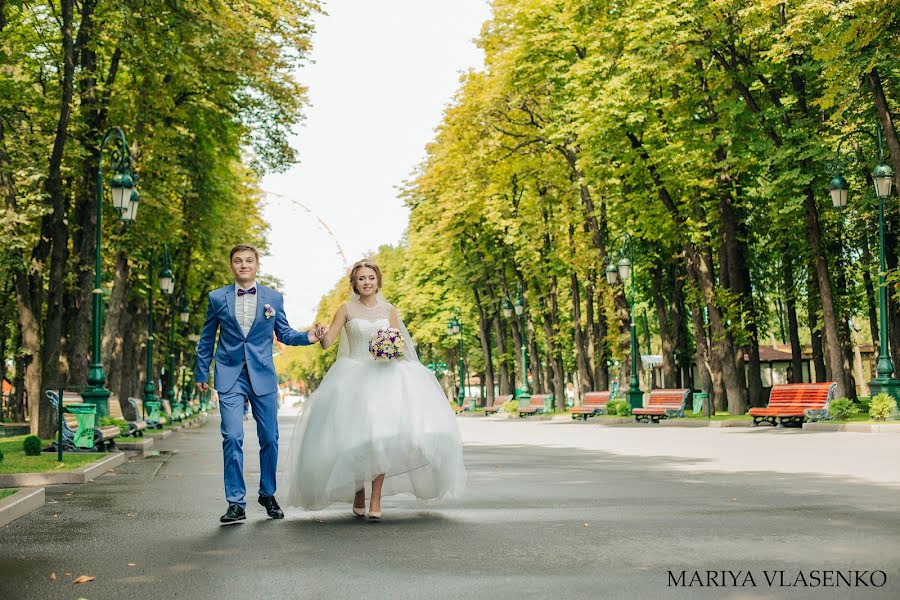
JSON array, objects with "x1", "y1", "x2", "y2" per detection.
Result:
[{"x1": 343, "y1": 300, "x2": 393, "y2": 361}]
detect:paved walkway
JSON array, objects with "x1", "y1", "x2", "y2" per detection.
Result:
[{"x1": 1, "y1": 414, "x2": 898, "y2": 599}]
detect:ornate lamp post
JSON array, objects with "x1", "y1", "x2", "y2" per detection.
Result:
[
  {"x1": 141, "y1": 251, "x2": 160, "y2": 418},
  {"x1": 827, "y1": 123, "x2": 899, "y2": 402},
  {"x1": 82, "y1": 128, "x2": 138, "y2": 417},
  {"x1": 446, "y1": 316, "x2": 465, "y2": 405},
  {"x1": 606, "y1": 233, "x2": 643, "y2": 410},
  {"x1": 178, "y1": 300, "x2": 191, "y2": 414},
  {"x1": 503, "y1": 287, "x2": 531, "y2": 400}
]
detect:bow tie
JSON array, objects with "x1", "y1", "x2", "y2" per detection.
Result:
[{"x1": 237, "y1": 287, "x2": 256, "y2": 296}]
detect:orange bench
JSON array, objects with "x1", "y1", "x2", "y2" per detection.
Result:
[
  {"x1": 571, "y1": 392, "x2": 613, "y2": 420},
  {"x1": 518, "y1": 394, "x2": 553, "y2": 417},
  {"x1": 633, "y1": 389, "x2": 689, "y2": 423},
  {"x1": 484, "y1": 394, "x2": 513, "y2": 415},
  {"x1": 749, "y1": 382, "x2": 836, "y2": 427}
]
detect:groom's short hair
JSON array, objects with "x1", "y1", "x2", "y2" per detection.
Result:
[{"x1": 230, "y1": 244, "x2": 259, "y2": 262}]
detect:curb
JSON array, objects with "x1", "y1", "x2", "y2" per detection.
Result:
[
  {"x1": 0, "y1": 452, "x2": 126, "y2": 487},
  {"x1": 116, "y1": 437, "x2": 155, "y2": 456},
  {"x1": 0, "y1": 487, "x2": 45, "y2": 527},
  {"x1": 660, "y1": 419, "x2": 753, "y2": 428},
  {"x1": 802, "y1": 422, "x2": 900, "y2": 433}
]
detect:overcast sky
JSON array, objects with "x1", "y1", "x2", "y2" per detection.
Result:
[{"x1": 259, "y1": 0, "x2": 491, "y2": 325}]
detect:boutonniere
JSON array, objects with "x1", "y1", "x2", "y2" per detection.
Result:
[{"x1": 264, "y1": 304, "x2": 275, "y2": 320}]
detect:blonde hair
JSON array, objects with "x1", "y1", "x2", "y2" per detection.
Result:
[{"x1": 349, "y1": 260, "x2": 384, "y2": 294}]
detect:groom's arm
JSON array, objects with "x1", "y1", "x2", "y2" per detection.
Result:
[
  {"x1": 195, "y1": 293, "x2": 219, "y2": 388},
  {"x1": 273, "y1": 294, "x2": 315, "y2": 346}
]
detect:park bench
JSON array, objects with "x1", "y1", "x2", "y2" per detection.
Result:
[
  {"x1": 571, "y1": 391, "x2": 612, "y2": 420},
  {"x1": 484, "y1": 394, "x2": 513, "y2": 415},
  {"x1": 127, "y1": 398, "x2": 150, "y2": 435},
  {"x1": 748, "y1": 382, "x2": 837, "y2": 427},
  {"x1": 107, "y1": 394, "x2": 146, "y2": 437},
  {"x1": 518, "y1": 394, "x2": 553, "y2": 417},
  {"x1": 633, "y1": 388, "x2": 690, "y2": 423},
  {"x1": 48, "y1": 390, "x2": 119, "y2": 452}
]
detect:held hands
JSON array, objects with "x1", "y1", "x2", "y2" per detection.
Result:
[
  {"x1": 196, "y1": 382, "x2": 209, "y2": 392},
  {"x1": 308, "y1": 323, "x2": 328, "y2": 344}
]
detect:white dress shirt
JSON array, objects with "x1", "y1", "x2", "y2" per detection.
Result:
[{"x1": 235, "y1": 281, "x2": 258, "y2": 337}]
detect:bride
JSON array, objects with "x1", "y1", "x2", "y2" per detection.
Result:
[{"x1": 283, "y1": 259, "x2": 466, "y2": 519}]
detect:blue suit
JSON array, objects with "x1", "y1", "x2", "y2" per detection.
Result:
[{"x1": 196, "y1": 284, "x2": 313, "y2": 507}]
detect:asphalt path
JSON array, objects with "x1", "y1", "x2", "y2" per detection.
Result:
[{"x1": 1, "y1": 414, "x2": 898, "y2": 599}]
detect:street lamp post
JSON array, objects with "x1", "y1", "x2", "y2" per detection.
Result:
[
  {"x1": 178, "y1": 299, "x2": 191, "y2": 415},
  {"x1": 503, "y1": 287, "x2": 531, "y2": 401},
  {"x1": 141, "y1": 251, "x2": 158, "y2": 419},
  {"x1": 606, "y1": 233, "x2": 643, "y2": 410},
  {"x1": 446, "y1": 316, "x2": 465, "y2": 406},
  {"x1": 82, "y1": 128, "x2": 139, "y2": 417},
  {"x1": 827, "y1": 123, "x2": 899, "y2": 402}
]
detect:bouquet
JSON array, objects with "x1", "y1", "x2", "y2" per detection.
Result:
[{"x1": 369, "y1": 327, "x2": 405, "y2": 360}]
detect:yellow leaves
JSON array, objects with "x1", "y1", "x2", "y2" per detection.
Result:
[{"x1": 72, "y1": 575, "x2": 96, "y2": 584}]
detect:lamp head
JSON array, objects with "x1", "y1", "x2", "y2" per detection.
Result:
[
  {"x1": 110, "y1": 171, "x2": 135, "y2": 213},
  {"x1": 872, "y1": 163, "x2": 894, "y2": 199},
  {"x1": 158, "y1": 267, "x2": 175, "y2": 296},
  {"x1": 502, "y1": 298, "x2": 513, "y2": 319},
  {"x1": 513, "y1": 295, "x2": 524, "y2": 316},
  {"x1": 829, "y1": 173, "x2": 849, "y2": 208},
  {"x1": 605, "y1": 262, "x2": 619, "y2": 285}
]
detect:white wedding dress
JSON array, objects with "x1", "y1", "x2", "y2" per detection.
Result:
[{"x1": 283, "y1": 297, "x2": 466, "y2": 510}]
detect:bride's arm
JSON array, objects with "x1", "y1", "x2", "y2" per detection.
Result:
[
  {"x1": 319, "y1": 304, "x2": 348, "y2": 350},
  {"x1": 389, "y1": 307, "x2": 401, "y2": 329}
]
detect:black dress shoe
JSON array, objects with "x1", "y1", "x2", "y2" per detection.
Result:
[
  {"x1": 258, "y1": 495, "x2": 284, "y2": 519},
  {"x1": 220, "y1": 504, "x2": 246, "y2": 523}
]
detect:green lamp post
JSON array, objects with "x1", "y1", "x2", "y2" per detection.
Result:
[
  {"x1": 141, "y1": 251, "x2": 159, "y2": 418},
  {"x1": 502, "y1": 288, "x2": 531, "y2": 400},
  {"x1": 607, "y1": 233, "x2": 643, "y2": 410},
  {"x1": 82, "y1": 128, "x2": 139, "y2": 417},
  {"x1": 178, "y1": 299, "x2": 191, "y2": 414},
  {"x1": 447, "y1": 316, "x2": 465, "y2": 405},
  {"x1": 827, "y1": 123, "x2": 899, "y2": 402}
]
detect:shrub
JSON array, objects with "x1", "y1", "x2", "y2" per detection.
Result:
[
  {"x1": 606, "y1": 400, "x2": 632, "y2": 416},
  {"x1": 868, "y1": 393, "x2": 898, "y2": 422},
  {"x1": 502, "y1": 400, "x2": 518, "y2": 414},
  {"x1": 828, "y1": 398, "x2": 856, "y2": 421},
  {"x1": 23, "y1": 435, "x2": 43, "y2": 456},
  {"x1": 99, "y1": 416, "x2": 129, "y2": 435}
]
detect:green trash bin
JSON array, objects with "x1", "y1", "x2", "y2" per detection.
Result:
[
  {"x1": 66, "y1": 403, "x2": 97, "y2": 449},
  {"x1": 692, "y1": 393, "x2": 709, "y2": 415}
]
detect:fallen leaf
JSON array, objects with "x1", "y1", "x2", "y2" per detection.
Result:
[
  {"x1": 53, "y1": 514, "x2": 59, "y2": 519},
  {"x1": 127, "y1": 563, "x2": 136, "y2": 567},
  {"x1": 65, "y1": 572, "x2": 72, "y2": 576},
  {"x1": 73, "y1": 575, "x2": 95, "y2": 584},
  {"x1": 583, "y1": 523, "x2": 590, "y2": 527},
  {"x1": 126, "y1": 513, "x2": 134, "y2": 518},
  {"x1": 315, "y1": 519, "x2": 324, "y2": 523},
  {"x1": 49, "y1": 573, "x2": 57, "y2": 581},
  {"x1": 65, "y1": 492, "x2": 73, "y2": 496}
]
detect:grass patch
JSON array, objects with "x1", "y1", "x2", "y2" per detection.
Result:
[
  {"x1": 0, "y1": 488, "x2": 18, "y2": 501},
  {"x1": 675, "y1": 412, "x2": 752, "y2": 421},
  {"x1": 0, "y1": 436, "x2": 109, "y2": 474},
  {"x1": 113, "y1": 436, "x2": 148, "y2": 444}
]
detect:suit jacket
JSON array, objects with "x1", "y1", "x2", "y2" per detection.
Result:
[{"x1": 195, "y1": 284, "x2": 311, "y2": 395}]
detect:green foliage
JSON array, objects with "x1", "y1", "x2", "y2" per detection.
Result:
[
  {"x1": 0, "y1": 446, "x2": 4, "y2": 463},
  {"x1": 828, "y1": 398, "x2": 857, "y2": 421},
  {"x1": 22, "y1": 436, "x2": 43, "y2": 456},
  {"x1": 99, "y1": 417, "x2": 130, "y2": 436},
  {"x1": 868, "y1": 394, "x2": 898, "y2": 422},
  {"x1": 607, "y1": 400, "x2": 632, "y2": 417},
  {"x1": 502, "y1": 400, "x2": 519, "y2": 414}
]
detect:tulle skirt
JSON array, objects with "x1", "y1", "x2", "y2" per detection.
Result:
[{"x1": 282, "y1": 357, "x2": 466, "y2": 510}]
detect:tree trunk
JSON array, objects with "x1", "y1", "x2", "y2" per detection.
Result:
[
  {"x1": 782, "y1": 250, "x2": 803, "y2": 383},
  {"x1": 861, "y1": 234, "x2": 880, "y2": 348},
  {"x1": 868, "y1": 68, "x2": 900, "y2": 191},
  {"x1": 651, "y1": 263, "x2": 678, "y2": 388},
  {"x1": 528, "y1": 321, "x2": 543, "y2": 394},
  {"x1": 570, "y1": 271, "x2": 592, "y2": 395},
  {"x1": 689, "y1": 301, "x2": 714, "y2": 414},
  {"x1": 473, "y1": 288, "x2": 495, "y2": 407},
  {"x1": 804, "y1": 187, "x2": 850, "y2": 396},
  {"x1": 586, "y1": 280, "x2": 609, "y2": 391},
  {"x1": 807, "y1": 266, "x2": 827, "y2": 382},
  {"x1": 491, "y1": 312, "x2": 512, "y2": 396}
]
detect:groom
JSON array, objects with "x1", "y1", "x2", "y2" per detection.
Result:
[{"x1": 196, "y1": 244, "x2": 323, "y2": 523}]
